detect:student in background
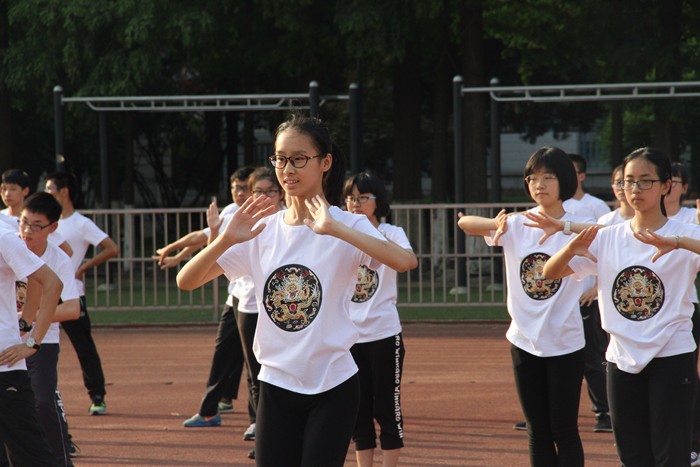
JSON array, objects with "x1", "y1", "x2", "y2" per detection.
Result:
[
  {"x1": 343, "y1": 172, "x2": 416, "y2": 467},
  {"x1": 45, "y1": 171, "x2": 119, "y2": 415}
]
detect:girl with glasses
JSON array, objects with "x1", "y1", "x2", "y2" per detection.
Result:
[
  {"x1": 542, "y1": 147, "x2": 700, "y2": 466},
  {"x1": 342, "y1": 172, "x2": 416, "y2": 467},
  {"x1": 177, "y1": 114, "x2": 416, "y2": 466},
  {"x1": 458, "y1": 147, "x2": 587, "y2": 466}
]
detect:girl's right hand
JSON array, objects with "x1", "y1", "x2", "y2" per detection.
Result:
[
  {"x1": 566, "y1": 226, "x2": 599, "y2": 262},
  {"x1": 207, "y1": 200, "x2": 222, "y2": 231},
  {"x1": 223, "y1": 195, "x2": 275, "y2": 244},
  {"x1": 492, "y1": 209, "x2": 507, "y2": 245}
]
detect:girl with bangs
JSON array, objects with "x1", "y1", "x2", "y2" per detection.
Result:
[{"x1": 458, "y1": 147, "x2": 587, "y2": 466}]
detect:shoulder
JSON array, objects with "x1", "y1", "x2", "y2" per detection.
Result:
[{"x1": 379, "y1": 223, "x2": 408, "y2": 241}]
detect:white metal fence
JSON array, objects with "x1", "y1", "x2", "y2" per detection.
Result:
[{"x1": 80, "y1": 203, "x2": 536, "y2": 321}]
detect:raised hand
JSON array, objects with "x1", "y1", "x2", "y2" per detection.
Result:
[
  {"x1": 207, "y1": 200, "x2": 222, "y2": 231},
  {"x1": 222, "y1": 195, "x2": 275, "y2": 244},
  {"x1": 633, "y1": 228, "x2": 676, "y2": 262},
  {"x1": 565, "y1": 226, "x2": 599, "y2": 263},
  {"x1": 492, "y1": 209, "x2": 508, "y2": 245},
  {"x1": 523, "y1": 211, "x2": 562, "y2": 245},
  {"x1": 303, "y1": 195, "x2": 336, "y2": 235}
]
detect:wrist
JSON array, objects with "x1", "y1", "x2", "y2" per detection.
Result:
[
  {"x1": 562, "y1": 219, "x2": 572, "y2": 235},
  {"x1": 673, "y1": 234, "x2": 681, "y2": 250}
]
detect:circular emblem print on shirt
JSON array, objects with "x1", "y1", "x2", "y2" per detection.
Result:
[
  {"x1": 263, "y1": 264, "x2": 322, "y2": 332},
  {"x1": 520, "y1": 253, "x2": 561, "y2": 300},
  {"x1": 612, "y1": 265, "x2": 664, "y2": 321},
  {"x1": 351, "y1": 265, "x2": 379, "y2": 303}
]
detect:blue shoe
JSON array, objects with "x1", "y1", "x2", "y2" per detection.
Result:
[{"x1": 183, "y1": 413, "x2": 221, "y2": 427}]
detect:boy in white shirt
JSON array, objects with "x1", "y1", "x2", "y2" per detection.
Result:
[
  {"x1": 0, "y1": 210, "x2": 63, "y2": 465},
  {"x1": 45, "y1": 171, "x2": 119, "y2": 415}
]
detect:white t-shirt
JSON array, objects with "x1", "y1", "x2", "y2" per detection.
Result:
[
  {"x1": 598, "y1": 209, "x2": 628, "y2": 227},
  {"x1": 349, "y1": 223, "x2": 411, "y2": 343},
  {"x1": 0, "y1": 212, "x2": 18, "y2": 231},
  {"x1": 569, "y1": 219, "x2": 700, "y2": 374},
  {"x1": 231, "y1": 276, "x2": 257, "y2": 314},
  {"x1": 16, "y1": 242, "x2": 79, "y2": 344},
  {"x1": 485, "y1": 208, "x2": 586, "y2": 357},
  {"x1": 216, "y1": 207, "x2": 384, "y2": 394},
  {"x1": 0, "y1": 231, "x2": 44, "y2": 372},
  {"x1": 49, "y1": 212, "x2": 109, "y2": 296},
  {"x1": 670, "y1": 206, "x2": 698, "y2": 225},
  {"x1": 564, "y1": 193, "x2": 611, "y2": 221}
]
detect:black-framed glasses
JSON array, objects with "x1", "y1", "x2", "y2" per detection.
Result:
[
  {"x1": 252, "y1": 188, "x2": 280, "y2": 197},
  {"x1": 622, "y1": 179, "x2": 661, "y2": 191},
  {"x1": 19, "y1": 218, "x2": 53, "y2": 233},
  {"x1": 268, "y1": 154, "x2": 324, "y2": 169},
  {"x1": 345, "y1": 195, "x2": 377, "y2": 205},
  {"x1": 231, "y1": 184, "x2": 250, "y2": 193}
]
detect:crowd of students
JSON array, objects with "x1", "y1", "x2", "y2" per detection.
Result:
[{"x1": 3, "y1": 113, "x2": 700, "y2": 467}]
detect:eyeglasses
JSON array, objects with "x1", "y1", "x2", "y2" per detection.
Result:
[
  {"x1": 671, "y1": 180, "x2": 683, "y2": 187},
  {"x1": 345, "y1": 195, "x2": 377, "y2": 205},
  {"x1": 252, "y1": 188, "x2": 280, "y2": 197},
  {"x1": 611, "y1": 181, "x2": 624, "y2": 190},
  {"x1": 622, "y1": 179, "x2": 661, "y2": 191},
  {"x1": 524, "y1": 175, "x2": 558, "y2": 185},
  {"x1": 269, "y1": 154, "x2": 324, "y2": 169},
  {"x1": 231, "y1": 184, "x2": 250, "y2": 193},
  {"x1": 19, "y1": 218, "x2": 53, "y2": 233}
]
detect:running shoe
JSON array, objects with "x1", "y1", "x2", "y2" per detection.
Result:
[
  {"x1": 183, "y1": 413, "x2": 221, "y2": 428},
  {"x1": 513, "y1": 421, "x2": 527, "y2": 431},
  {"x1": 243, "y1": 422, "x2": 256, "y2": 441},
  {"x1": 218, "y1": 399, "x2": 234, "y2": 414},
  {"x1": 89, "y1": 401, "x2": 107, "y2": 415}
]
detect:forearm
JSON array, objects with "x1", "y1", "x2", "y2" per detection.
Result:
[
  {"x1": 78, "y1": 239, "x2": 119, "y2": 276},
  {"x1": 331, "y1": 223, "x2": 417, "y2": 272},
  {"x1": 677, "y1": 236, "x2": 700, "y2": 256},
  {"x1": 54, "y1": 298, "x2": 80, "y2": 322},
  {"x1": 169, "y1": 231, "x2": 208, "y2": 251},
  {"x1": 28, "y1": 267, "x2": 62, "y2": 343},
  {"x1": 176, "y1": 236, "x2": 230, "y2": 290},
  {"x1": 457, "y1": 216, "x2": 497, "y2": 237},
  {"x1": 542, "y1": 248, "x2": 576, "y2": 280}
]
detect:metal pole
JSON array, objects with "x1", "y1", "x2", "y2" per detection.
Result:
[
  {"x1": 53, "y1": 85, "x2": 65, "y2": 171},
  {"x1": 349, "y1": 83, "x2": 362, "y2": 172},
  {"x1": 490, "y1": 77, "x2": 501, "y2": 203},
  {"x1": 452, "y1": 76, "x2": 464, "y2": 203},
  {"x1": 452, "y1": 75, "x2": 466, "y2": 291},
  {"x1": 99, "y1": 113, "x2": 110, "y2": 208},
  {"x1": 309, "y1": 81, "x2": 320, "y2": 118}
]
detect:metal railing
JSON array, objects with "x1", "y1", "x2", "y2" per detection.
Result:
[{"x1": 80, "y1": 204, "x2": 537, "y2": 321}]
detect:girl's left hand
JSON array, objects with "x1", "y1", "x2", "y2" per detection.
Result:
[
  {"x1": 523, "y1": 211, "x2": 562, "y2": 245},
  {"x1": 304, "y1": 195, "x2": 335, "y2": 235},
  {"x1": 633, "y1": 228, "x2": 677, "y2": 262}
]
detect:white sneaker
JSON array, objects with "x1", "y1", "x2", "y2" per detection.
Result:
[
  {"x1": 691, "y1": 451, "x2": 700, "y2": 466},
  {"x1": 243, "y1": 423, "x2": 256, "y2": 441}
]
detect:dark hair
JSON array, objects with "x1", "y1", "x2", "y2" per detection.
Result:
[
  {"x1": 45, "y1": 171, "x2": 79, "y2": 205},
  {"x1": 611, "y1": 164, "x2": 624, "y2": 182},
  {"x1": 523, "y1": 147, "x2": 577, "y2": 202},
  {"x1": 248, "y1": 166, "x2": 283, "y2": 192},
  {"x1": 568, "y1": 153, "x2": 586, "y2": 174},
  {"x1": 623, "y1": 147, "x2": 672, "y2": 216},
  {"x1": 671, "y1": 162, "x2": 690, "y2": 186},
  {"x1": 23, "y1": 192, "x2": 62, "y2": 223},
  {"x1": 274, "y1": 113, "x2": 346, "y2": 207},
  {"x1": 343, "y1": 172, "x2": 391, "y2": 219},
  {"x1": 230, "y1": 166, "x2": 255, "y2": 184},
  {"x1": 1, "y1": 169, "x2": 31, "y2": 190}
]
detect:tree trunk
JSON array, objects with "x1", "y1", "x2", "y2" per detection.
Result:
[
  {"x1": 391, "y1": 58, "x2": 422, "y2": 201},
  {"x1": 431, "y1": 52, "x2": 450, "y2": 203},
  {"x1": 461, "y1": 3, "x2": 487, "y2": 202}
]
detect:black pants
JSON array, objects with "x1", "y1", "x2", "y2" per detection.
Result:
[
  {"x1": 0, "y1": 370, "x2": 59, "y2": 466},
  {"x1": 198, "y1": 302, "x2": 244, "y2": 417},
  {"x1": 236, "y1": 310, "x2": 260, "y2": 424},
  {"x1": 511, "y1": 345, "x2": 585, "y2": 467},
  {"x1": 61, "y1": 296, "x2": 106, "y2": 402},
  {"x1": 256, "y1": 375, "x2": 359, "y2": 467},
  {"x1": 608, "y1": 352, "x2": 697, "y2": 467},
  {"x1": 691, "y1": 305, "x2": 700, "y2": 451},
  {"x1": 350, "y1": 334, "x2": 405, "y2": 451},
  {"x1": 580, "y1": 301, "x2": 609, "y2": 414}
]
